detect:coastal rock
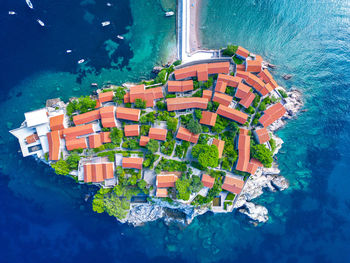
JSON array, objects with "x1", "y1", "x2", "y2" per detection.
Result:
[
  {"x1": 238, "y1": 202, "x2": 269, "y2": 223},
  {"x1": 46, "y1": 98, "x2": 62, "y2": 108},
  {"x1": 271, "y1": 175, "x2": 289, "y2": 191},
  {"x1": 283, "y1": 74, "x2": 292, "y2": 80},
  {"x1": 152, "y1": 66, "x2": 163, "y2": 74}
]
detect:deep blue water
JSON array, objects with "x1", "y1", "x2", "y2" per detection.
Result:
[{"x1": 1, "y1": 0, "x2": 350, "y2": 262}]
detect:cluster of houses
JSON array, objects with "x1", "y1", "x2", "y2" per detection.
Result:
[{"x1": 10, "y1": 45, "x2": 287, "y2": 207}]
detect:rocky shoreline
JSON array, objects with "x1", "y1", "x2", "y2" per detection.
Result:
[{"x1": 117, "y1": 88, "x2": 303, "y2": 226}]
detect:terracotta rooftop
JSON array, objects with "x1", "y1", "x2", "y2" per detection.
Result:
[
  {"x1": 65, "y1": 137, "x2": 88, "y2": 151},
  {"x1": 139, "y1": 136, "x2": 150, "y2": 146},
  {"x1": 216, "y1": 105, "x2": 248, "y2": 124},
  {"x1": 156, "y1": 174, "x2": 179, "y2": 188},
  {"x1": 49, "y1": 114, "x2": 65, "y2": 131},
  {"x1": 100, "y1": 132, "x2": 111, "y2": 143},
  {"x1": 213, "y1": 92, "x2": 233, "y2": 107},
  {"x1": 236, "y1": 64, "x2": 246, "y2": 71},
  {"x1": 236, "y1": 129, "x2": 250, "y2": 172},
  {"x1": 246, "y1": 74, "x2": 265, "y2": 94},
  {"x1": 84, "y1": 163, "x2": 114, "y2": 183},
  {"x1": 149, "y1": 128, "x2": 167, "y2": 141},
  {"x1": 258, "y1": 69, "x2": 278, "y2": 90},
  {"x1": 259, "y1": 83, "x2": 274, "y2": 96},
  {"x1": 124, "y1": 92, "x2": 130, "y2": 103},
  {"x1": 156, "y1": 188, "x2": 168, "y2": 197},
  {"x1": 212, "y1": 138, "x2": 225, "y2": 159},
  {"x1": 63, "y1": 124, "x2": 94, "y2": 138},
  {"x1": 235, "y1": 46, "x2": 249, "y2": 58},
  {"x1": 200, "y1": 111, "x2": 217, "y2": 127},
  {"x1": 216, "y1": 74, "x2": 242, "y2": 90},
  {"x1": 122, "y1": 157, "x2": 143, "y2": 169},
  {"x1": 239, "y1": 92, "x2": 256, "y2": 108},
  {"x1": 98, "y1": 91, "x2": 114, "y2": 104},
  {"x1": 129, "y1": 84, "x2": 163, "y2": 107},
  {"x1": 124, "y1": 124, "x2": 140, "y2": 137},
  {"x1": 168, "y1": 80, "x2": 193, "y2": 92},
  {"x1": 222, "y1": 176, "x2": 245, "y2": 194},
  {"x1": 166, "y1": 97, "x2": 208, "y2": 111},
  {"x1": 47, "y1": 131, "x2": 60, "y2": 161},
  {"x1": 202, "y1": 174, "x2": 215, "y2": 188},
  {"x1": 176, "y1": 127, "x2": 199, "y2": 144},
  {"x1": 259, "y1": 103, "x2": 286, "y2": 127},
  {"x1": 100, "y1": 106, "x2": 116, "y2": 128},
  {"x1": 89, "y1": 134, "x2": 102, "y2": 149},
  {"x1": 246, "y1": 60, "x2": 262, "y2": 72},
  {"x1": 215, "y1": 80, "x2": 227, "y2": 93},
  {"x1": 235, "y1": 82, "x2": 251, "y2": 99},
  {"x1": 236, "y1": 70, "x2": 250, "y2": 80},
  {"x1": 174, "y1": 62, "x2": 230, "y2": 81},
  {"x1": 25, "y1": 133, "x2": 39, "y2": 144},
  {"x1": 202, "y1": 89, "x2": 213, "y2": 100},
  {"x1": 116, "y1": 107, "x2": 140, "y2": 122},
  {"x1": 73, "y1": 110, "x2": 100, "y2": 125}
]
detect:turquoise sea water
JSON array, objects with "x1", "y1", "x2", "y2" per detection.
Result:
[{"x1": 1, "y1": 0, "x2": 350, "y2": 262}]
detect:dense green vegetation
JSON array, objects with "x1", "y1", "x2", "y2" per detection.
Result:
[
  {"x1": 113, "y1": 87, "x2": 126, "y2": 104},
  {"x1": 155, "y1": 158, "x2": 187, "y2": 173},
  {"x1": 135, "y1": 98, "x2": 146, "y2": 109},
  {"x1": 140, "y1": 112, "x2": 156, "y2": 124},
  {"x1": 191, "y1": 144, "x2": 219, "y2": 168},
  {"x1": 222, "y1": 45, "x2": 238, "y2": 56},
  {"x1": 122, "y1": 138, "x2": 139, "y2": 149},
  {"x1": 186, "y1": 119, "x2": 202, "y2": 134},
  {"x1": 146, "y1": 139, "x2": 159, "y2": 153},
  {"x1": 251, "y1": 143, "x2": 273, "y2": 167},
  {"x1": 66, "y1": 153, "x2": 81, "y2": 170},
  {"x1": 278, "y1": 89, "x2": 288, "y2": 98},
  {"x1": 66, "y1": 96, "x2": 96, "y2": 116},
  {"x1": 174, "y1": 141, "x2": 190, "y2": 158},
  {"x1": 160, "y1": 139, "x2": 175, "y2": 156},
  {"x1": 143, "y1": 153, "x2": 160, "y2": 169},
  {"x1": 175, "y1": 173, "x2": 203, "y2": 201},
  {"x1": 109, "y1": 128, "x2": 123, "y2": 145},
  {"x1": 166, "y1": 117, "x2": 178, "y2": 131},
  {"x1": 51, "y1": 159, "x2": 70, "y2": 175}
]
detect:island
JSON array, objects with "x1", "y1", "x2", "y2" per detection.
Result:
[{"x1": 9, "y1": 44, "x2": 303, "y2": 225}]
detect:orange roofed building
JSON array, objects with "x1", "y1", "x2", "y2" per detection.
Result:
[
  {"x1": 63, "y1": 124, "x2": 95, "y2": 138},
  {"x1": 239, "y1": 92, "x2": 256, "y2": 108},
  {"x1": 259, "y1": 103, "x2": 286, "y2": 127},
  {"x1": 176, "y1": 127, "x2": 199, "y2": 144},
  {"x1": 156, "y1": 188, "x2": 168, "y2": 197},
  {"x1": 124, "y1": 124, "x2": 140, "y2": 137},
  {"x1": 235, "y1": 82, "x2": 251, "y2": 99},
  {"x1": 156, "y1": 174, "x2": 179, "y2": 188},
  {"x1": 235, "y1": 46, "x2": 249, "y2": 59},
  {"x1": 200, "y1": 111, "x2": 217, "y2": 126},
  {"x1": 116, "y1": 107, "x2": 140, "y2": 122},
  {"x1": 49, "y1": 114, "x2": 65, "y2": 131},
  {"x1": 201, "y1": 174, "x2": 215, "y2": 188},
  {"x1": 222, "y1": 176, "x2": 245, "y2": 194},
  {"x1": 100, "y1": 106, "x2": 116, "y2": 128},
  {"x1": 65, "y1": 137, "x2": 88, "y2": 151},
  {"x1": 246, "y1": 60, "x2": 262, "y2": 73},
  {"x1": 149, "y1": 128, "x2": 167, "y2": 141},
  {"x1": 25, "y1": 133, "x2": 39, "y2": 144},
  {"x1": 202, "y1": 90, "x2": 213, "y2": 100},
  {"x1": 84, "y1": 162, "x2": 114, "y2": 183},
  {"x1": 216, "y1": 105, "x2": 248, "y2": 124},
  {"x1": 258, "y1": 69, "x2": 278, "y2": 90},
  {"x1": 174, "y1": 62, "x2": 230, "y2": 81},
  {"x1": 100, "y1": 132, "x2": 111, "y2": 143},
  {"x1": 122, "y1": 157, "x2": 143, "y2": 169},
  {"x1": 212, "y1": 138, "x2": 225, "y2": 158},
  {"x1": 73, "y1": 110, "x2": 100, "y2": 126},
  {"x1": 47, "y1": 130, "x2": 61, "y2": 161},
  {"x1": 166, "y1": 97, "x2": 208, "y2": 111},
  {"x1": 139, "y1": 136, "x2": 150, "y2": 146},
  {"x1": 127, "y1": 84, "x2": 163, "y2": 107},
  {"x1": 213, "y1": 92, "x2": 233, "y2": 107},
  {"x1": 168, "y1": 80, "x2": 193, "y2": 92},
  {"x1": 98, "y1": 91, "x2": 114, "y2": 104},
  {"x1": 254, "y1": 128, "x2": 271, "y2": 144},
  {"x1": 215, "y1": 74, "x2": 242, "y2": 93}
]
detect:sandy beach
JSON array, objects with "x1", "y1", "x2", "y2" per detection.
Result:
[{"x1": 189, "y1": 0, "x2": 201, "y2": 53}]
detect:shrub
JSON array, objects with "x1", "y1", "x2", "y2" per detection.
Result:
[
  {"x1": 176, "y1": 177, "x2": 191, "y2": 201},
  {"x1": 186, "y1": 119, "x2": 202, "y2": 134},
  {"x1": 167, "y1": 117, "x2": 178, "y2": 131},
  {"x1": 278, "y1": 89, "x2": 288, "y2": 98},
  {"x1": 251, "y1": 144, "x2": 273, "y2": 167},
  {"x1": 191, "y1": 144, "x2": 219, "y2": 168},
  {"x1": 66, "y1": 96, "x2": 96, "y2": 116},
  {"x1": 173, "y1": 60, "x2": 182, "y2": 66},
  {"x1": 195, "y1": 109, "x2": 202, "y2": 120},
  {"x1": 113, "y1": 87, "x2": 126, "y2": 104},
  {"x1": 110, "y1": 128, "x2": 123, "y2": 145},
  {"x1": 160, "y1": 139, "x2": 175, "y2": 156},
  {"x1": 156, "y1": 100, "x2": 166, "y2": 110},
  {"x1": 222, "y1": 45, "x2": 238, "y2": 57},
  {"x1": 51, "y1": 159, "x2": 70, "y2": 175},
  {"x1": 146, "y1": 139, "x2": 159, "y2": 153},
  {"x1": 66, "y1": 153, "x2": 81, "y2": 170},
  {"x1": 135, "y1": 98, "x2": 146, "y2": 109}
]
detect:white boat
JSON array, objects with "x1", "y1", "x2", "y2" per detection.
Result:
[
  {"x1": 165, "y1": 11, "x2": 174, "y2": 17},
  {"x1": 66, "y1": 50, "x2": 72, "y2": 53},
  {"x1": 8, "y1": 11, "x2": 16, "y2": 15},
  {"x1": 117, "y1": 35, "x2": 124, "y2": 40},
  {"x1": 26, "y1": 0, "x2": 34, "y2": 9},
  {"x1": 101, "y1": 21, "x2": 110, "y2": 27},
  {"x1": 78, "y1": 59, "x2": 85, "y2": 64},
  {"x1": 106, "y1": 2, "x2": 112, "y2": 6},
  {"x1": 37, "y1": 19, "x2": 45, "y2": 27}
]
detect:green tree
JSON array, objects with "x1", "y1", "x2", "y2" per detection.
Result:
[
  {"x1": 146, "y1": 139, "x2": 159, "y2": 153},
  {"x1": 222, "y1": 45, "x2": 238, "y2": 56},
  {"x1": 66, "y1": 153, "x2": 81, "y2": 170},
  {"x1": 167, "y1": 117, "x2": 178, "y2": 131},
  {"x1": 251, "y1": 144, "x2": 273, "y2": 167},
  {"x1": 110, "y1": 127, "x2": 123, "y2": 145},
  {"x1": 156, "y1": 100, "x2": 166, "y2": 110},
  {"x1": 135, "y1": 98, "x2": 146, "y2": 109},
  {"x1": 195, "y1": 109, "x2": 202, "y2": 120},
  {"x1": 113, "y1": 87, "x2": 126, "y2": 104},
  {"x1": 191, "y1": 144, "x2": 219, "y2": 168},
  {"x1": 51, "y1": 159, "x2": 70, "y2": 175},
  {"x1": 189, "y1": 176, "x2": 203, "y2": 193},
  {"x1": 186, "y1": 119, "x2": 202, "y2": 134},
  {"x1": 175, "y1": 177, "x2": 191, "y2": 201}
]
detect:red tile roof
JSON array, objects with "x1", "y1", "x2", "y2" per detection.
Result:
[
  {"x1": 124, "y1": 92, "x2": 130, "y2": 103},
  {"x1": 98, "y1": 91, "x2": 114, "y2": 104},
  {"x1": 65, "y1": 137, "x2": 88, "y2": 151},
  {"x1": 100, "y1": 132, "x2": 111, "y2": 143},
  {"x1": 63, "y1": 124, "x2": 94, "y2": 138},
  {"x1": 156, "y1": 174, "x2": 179, "y2": 188},
  {"x1": 254, "y1": 128, "x2": 271, "y2": 144},
  {"x1": 156, "y1": 188, "x2": 168, "y2": 197},
  {"x1": 84, "y1": 163, "x2": 114, "y2": 183},
  {"x1": 174, "y1": 62, "x2": 230, "y2": 81},
  {"x1": 259, "y1": 103, "x2": 286, "y2": 127},
  {"x1": 235, "y1": 46, "x2": 249, "y2": 58},
  {"x1": 168, "y1": 80, "x2": 194, "y2": 92},
  {"x1": 235, "y1": 82, "x2": 251, "y2": 99},
  {"x1": 200, "y1": 111, "x2": 217, "y2": 126},
  {"x1": 89, "y1": 134, "x2": 102, "y2": 148},
  {"x1": 202, "y1": 89, "x2": 213, "y2": 100},
  {"x1": 216, "y1": 74, "x2": 242, "y2": 89},
  {"x1": 236, "y1": 70, "x2": 250, "y2": 80},
  {"x1": 176, "y1": 127, "x2": 199, "y2": 143},
  {"x1": 49, "y1": 114, "x2": 65, "y2": 131},
  {"x1": 149, "y1": 128, "x2": 167, "y2": 141},
  {"x1": 246, "y1": 73, "x2": 265, "y2": 94},
  {"x1": 246, "y1": 60, "x2": 262, "y2": 72},
  {"x1": 213, "y1": 92, "x2": 233, "y2": 106},
  {"x1": 73, "y1": 110, "x2": 100, "y2": 125},
  {"x1": 258, "y1": 69, "x2": 278, "y2": 90},
  {"x1": 216, "y1": 105, "x2": 248, "y2": 124},
  {"x1": 236, "y1": 64, "x2": 246, "y2": 71},
  {"x1": 222, "y1": 176, "x2": 244, "y2": 194},
  {"x1": 100, "y1": 106, "x2": 116, "y2": 128},
  {"x1": 25, "y1": 133, "x2": 39, "y2": 144},
  {"x1": 239, "y1": 92, "x2": 256, "y2": 108},
  {"x1": 139, "y1": 136, "x2": 150, "y2": 146},
  {"x1": 129, "y1": 85, "x2": 163, "y2": 107},
  {"x1": 122, "y1": 157, "x2": 143, "y2": 169},
  {"x1": 202, "y1": 174, "x2": 215, "y2": 188},
  {"x1": 166, "y1": 97, "x2": 208, "y2": 111},
  {"x1": 116, "y1": 107, "x2": 140, "y2": 121},
  {"x1": 236, "y1": 129, "x2": 250, "y2": 172},
  {"x1": 47, "y1": 131, "x2": 60, "y2": 161},
  {"x1": 124, "y1": 124, "x2": 140, "y2": 137},
  {"x1": 215, "y1": 80, "x2": 227, "y2": 93},
  {"x1": 259, "y1": 83, "x2": 274, "y2": 96},
  {"x1": 212, "y1": 138, "x2": 225, "y2": 158}
]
